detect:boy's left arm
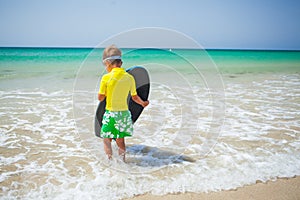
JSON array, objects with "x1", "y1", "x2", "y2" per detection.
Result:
[
  {"x1": 130, "y1": 76, "x2": 149, "y2": 107},
  {"x1": 132, "y1": 95, "x2": 149, "y2": 108},
  {"x1": 98, "y1": 94, "x2": 106, "y2": 102}
]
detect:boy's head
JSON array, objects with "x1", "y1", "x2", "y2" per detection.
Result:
[{"x1": 102, "y1": 45, "x2": 122, "y2": 69}]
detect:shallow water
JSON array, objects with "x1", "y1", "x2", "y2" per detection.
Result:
[{"x1": 0, "y1": 48, "x2": 300, "y2": 199}]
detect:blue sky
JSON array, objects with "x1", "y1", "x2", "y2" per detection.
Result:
[{"x1": 0, "y1": 0, "x2": 299, "y2": 50}]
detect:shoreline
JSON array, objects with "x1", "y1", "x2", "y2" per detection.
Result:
[{"x1": 128, "y1": 176, "x2": 300, "y2": 200}]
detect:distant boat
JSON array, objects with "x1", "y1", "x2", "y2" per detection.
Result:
[{"x1": 169, "y1": 48, "x2": 172, "y2": 51}]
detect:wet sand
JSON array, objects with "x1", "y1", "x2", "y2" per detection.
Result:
[{"x1": 129, "y1": 176, "x2": 300, "y2": 200}]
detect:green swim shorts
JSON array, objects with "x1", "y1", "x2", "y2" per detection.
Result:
[{"x1": 100, "y1": 110, "x2": 133, "y2": 138}]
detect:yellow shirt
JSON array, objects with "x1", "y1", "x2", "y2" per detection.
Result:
[{"x1": 99, "y1": 68, "x2": 137, "y2": 111}]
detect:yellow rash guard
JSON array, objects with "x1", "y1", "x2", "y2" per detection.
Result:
[{"x1": 99, "y1": 68, "x2": 137, "y2": 111}]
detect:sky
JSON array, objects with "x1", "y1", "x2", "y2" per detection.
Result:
[{"x1": 0, "y1": 0, "x2": 300, "y2": 50}]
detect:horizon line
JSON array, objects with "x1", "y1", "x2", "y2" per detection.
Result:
[{"x1": 0, "y1": 46, "x2": 299, "y2": 51}]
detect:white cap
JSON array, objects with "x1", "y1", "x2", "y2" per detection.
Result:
[{"x1": 103, "y1": 55, "x2": 122, "y2": 62}]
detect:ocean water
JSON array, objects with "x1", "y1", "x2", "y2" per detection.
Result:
[{"x1": 0, "y1": 47, "x2": 300, "y2": 199}]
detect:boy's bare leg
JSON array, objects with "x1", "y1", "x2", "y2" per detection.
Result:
[
  {"x1": 103, "y1": 138, "x2": 113, "y2": 159},
  {"x1": 116, "y1": 138, "x2": 126, "y2": 161}
]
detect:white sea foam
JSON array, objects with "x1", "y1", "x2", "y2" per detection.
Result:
[{"x1": 0, "y1": 73, "x2": 300, "y2": 199}]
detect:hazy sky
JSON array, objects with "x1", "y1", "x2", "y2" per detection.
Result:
[{"x1": 0, "y1": 0, "x2": 299, "y2": 49}]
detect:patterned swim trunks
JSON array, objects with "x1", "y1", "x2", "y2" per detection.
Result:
[{"x1": 100, "y1": 110, "x2": 133, "y2": 138}]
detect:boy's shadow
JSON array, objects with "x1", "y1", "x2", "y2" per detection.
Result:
[{"x1": 126, "y1": 144, "x2": 195, "y2": 167}]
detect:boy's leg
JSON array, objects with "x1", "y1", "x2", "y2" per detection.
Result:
[
  {"x1": 103, "y1": 138, "x2": 113, "y2": 159},
  {"x1": 115, "y1": 138, "x2": 126, "y2": 161}
]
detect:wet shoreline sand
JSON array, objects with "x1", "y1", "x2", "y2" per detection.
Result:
[{"x1": 129, "y1": 176, "x2": 300, "y2": 200}]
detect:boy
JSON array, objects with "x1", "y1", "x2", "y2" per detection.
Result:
[{"x1": 98, "y1": 45, "x2": 149, "y2": 161}]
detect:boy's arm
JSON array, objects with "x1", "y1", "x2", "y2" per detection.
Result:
[
  {"x1": 132, "y1": 95, "x2": 149, "y2": 108},
  {"x1": 130, "y1": 75, "x2": 149, "y2": 107},
  {"x1": 98, "y1": 94, "x2": 106, "y2": 102},
  {"x1": 98, "y1": 75, "x2": 107, "y2": 102}
]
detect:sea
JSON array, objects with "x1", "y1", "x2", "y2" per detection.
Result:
[{"x1": 0, "y1": 47, "x2": 300, "y2": 199}]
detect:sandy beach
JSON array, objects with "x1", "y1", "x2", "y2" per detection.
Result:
[{"x1": 130, "y1": 176, "x2": 300, "y2": 200}]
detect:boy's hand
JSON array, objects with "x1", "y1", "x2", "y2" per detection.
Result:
[
  {"x1": 142, "y1": 100, "x2": 149, "y2": 108},
  {"x1": 132, "y1": 95, "x2": 149, "y2": 108}
]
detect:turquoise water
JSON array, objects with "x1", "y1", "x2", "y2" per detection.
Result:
[
  {"x1": 1, "y1": 47, "x2": 299, "y2": 90},
  {"x1": 1, "y1": 47, "x2": 299, "y2": 72},
  {"x1": 207, "y1": 49, "x2": 300, "y2": 73},
  {"x1": 0, "y1": 47, "x2": 300, "y2": 199}
]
